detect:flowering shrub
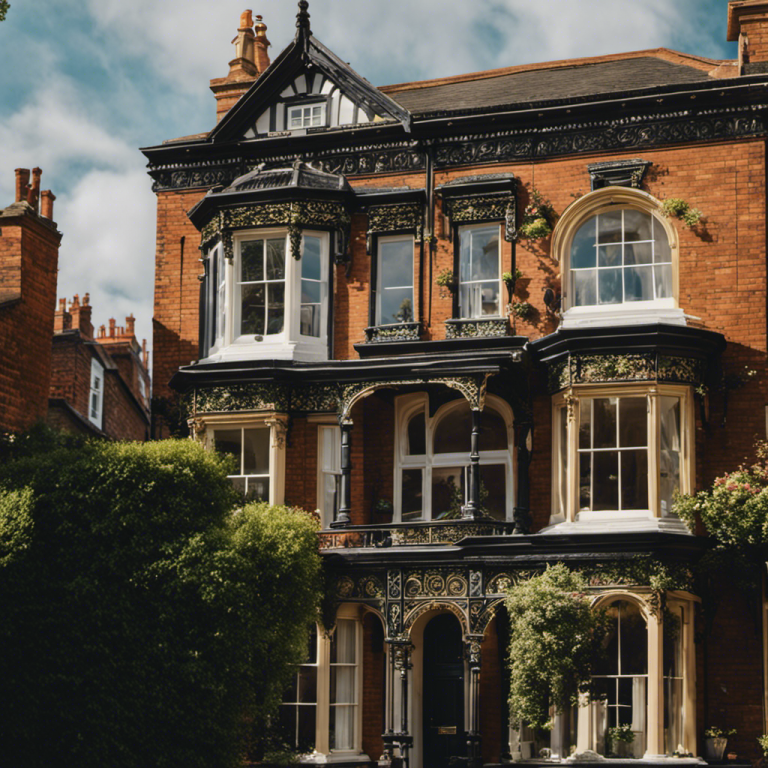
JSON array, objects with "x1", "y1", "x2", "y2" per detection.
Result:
[
  {"x1": 674, "y1": 442, "x2": 768, "y2": 546},
  {"x1": 520, "y1": 188, "x2": 557, "y2": 240}
]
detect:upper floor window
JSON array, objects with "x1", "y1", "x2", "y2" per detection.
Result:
[
  {"x1": 551, "y1": 384, "x2": 691, "y2": 525},
  {"x1": 287, "y1": 101, "x2": 327, "y2": 130},
  {"x1": 571, "y1": 209, "x2": 672, "y2": 307},
  {"x1": 552, "y1": 188, "x2": 681, "y2": 328},
  {"x1": 89, "y1": 358, "x2": 104, "y2": 429},
  {"x1": 396, "y1": 394, "x2": 514, "y2": 522},
  {"x1": 204, "y1": 230, "x2": 329, "y2": 362},
  {"x1": 317, "y1": 424, "x2": 341, "y2": 529},
  {"x1": 459, "y1": 224, "x2": 501, "y2": 318},
  {"x1": 375, "y1": 236, "x2": 415, "y2": 326}
]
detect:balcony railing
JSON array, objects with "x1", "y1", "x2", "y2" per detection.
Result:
[{"x1": 318, "y1": 519, "x2": 517, "y2": 550}]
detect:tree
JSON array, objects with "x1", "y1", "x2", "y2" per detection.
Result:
[
  {"x1": 0, "y1": 428, "x2": 322, "y2": 768},
  {"x1": 0, "y1": 2, "x2": 9, "y2": 22},
  {"x1": 505, "y1": 564, "x2": 609, "y2": 730}
]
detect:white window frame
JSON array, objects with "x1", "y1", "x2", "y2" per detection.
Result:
[
  {"x1": 317, "y1": 423, "x2": 341, "y2": 529},
  {"x1": 88, "y1": 357, "x2": 104, "y2": 429},
  {"x1": 287, "y1": 101, "x2": 328, "y2": 130},
  {"x1": 206, "y1": 243, "x2": 226, "y2": 355},
  {"x1": 551, "y1": 188, "x2": 683, "y2": 329},
  {"x1": 200, "y1": 413, "x2": 287, "y2": 506},
  {"x1": 394, "y1": 393, "x2": 515, "y2": 522},
  {"x1": 458, "y1": 223, "x2": 503, "y2": 320},
  {"x1": 550, "y1": 383, "x2": 694, "y2": 526},
  {"x1": 204, "y1": 230, "x2": 330, "y2": 363},
  {"x1": 280, "y1": 625, "x2": 320, "y2": 753},
  {"x1": 375, "y1": 235, "x2": 416, "y2": 327}
]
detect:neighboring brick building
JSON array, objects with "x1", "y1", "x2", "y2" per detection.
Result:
[
  {"x1": 143, "y1": 2, "x2": 768, "y2": 765},
  {"x1": 0, "y1": 168, "x2": 61, "y2": 433},
  {"x1": 48, "y1": 294, "x2": 151, "y2": 441}
]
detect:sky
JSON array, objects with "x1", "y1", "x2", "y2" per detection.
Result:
[{"x1": 0, "y1": 0, "x2": 736, "y2": 372}]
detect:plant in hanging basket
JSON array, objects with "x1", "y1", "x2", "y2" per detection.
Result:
[
  {"x1": 509, "y1": 300, "x2": 534, "y2": 320},
  {"x1": 520, "y1": 188, "x2": 557, "y2": 240}
]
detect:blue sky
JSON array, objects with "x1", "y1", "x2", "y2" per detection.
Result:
[{"x1": 0, "y1": 0, "x2": 736, "y2": 365}]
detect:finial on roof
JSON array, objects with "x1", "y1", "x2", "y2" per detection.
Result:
[{"x1": 296, "y1": 0, "x2": 311, "y2": 45}]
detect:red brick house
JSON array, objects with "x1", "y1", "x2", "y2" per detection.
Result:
[{"x1": 143, "y1": 2, "x2": 768, "y2": 765}]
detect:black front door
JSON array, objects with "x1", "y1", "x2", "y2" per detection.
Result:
[{"x1": 423, "y1": 614, "x2": 465, "y2": 768}]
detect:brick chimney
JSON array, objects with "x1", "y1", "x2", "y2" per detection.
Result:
[
  {"x1": 728, "y1": 1, "x2": 768, "y2": 73},
  {"x1": 53, "y1": 298, "x2": 72, "y2": 333},
  {"x1": 27, "y1": 168, "x2": 41, "y2": 212},
  {"x1": 14, "y1": 168, "x2": 30, "y2": 203},
  {"x1": 70, "y1": 293, "x2": 93, "y2": 340},
  {"x1": 41, "y1": 190, "x2": 56, "y2": 220},
  {"x1": 209, "y1": 10, "x2": 271, "y2": 124}
]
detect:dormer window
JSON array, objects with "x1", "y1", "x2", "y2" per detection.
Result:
[{"x1": 286, "y1": 98, "x2": 328, "y2": 131}]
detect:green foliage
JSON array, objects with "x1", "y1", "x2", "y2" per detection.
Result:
[
  {"x1": 0, "y1": 1, "x2": 9, "y2": 21},
  {"x1": 521, "y1": 188, "x2": 556, "y2": 240},
  {"x1": 502, "y1": 268, "x2": 522, "y2": 286},
  {"x1": 608, "y1": 724, "x2": 635, "y2": 745},
  {"x1": 505, "y1": 564, "x2": 609, "y2": 730},
  {"x1": 756, "y1": 734, "x2": 768, "y2": 756},
  {"x1": 662, "y1": 197, "x2": 702, "y2": 228},
  {"x1": 0, "y1": 430, "x2": 322, "y2": 768},
  {"x1": 509, "y1": 300, "x2": 534, "y2": 320},
  {"x1": 674, "y1": 442, "x2": 768, "y2": 547},
  {"x1": 436, "y1": 268, "x2": 455, "y2": 288},
  {"x1": 705, "y1": 727, "x2": 736, "y2": 739}
]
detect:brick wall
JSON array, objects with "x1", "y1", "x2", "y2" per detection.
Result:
[{"x1": 0, "y1": 211, "x2": 61, "y2": 433}]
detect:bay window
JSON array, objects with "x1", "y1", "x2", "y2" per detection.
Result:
[
  {"x1": 204, "y1": 230, "x2": 330, "y2": 362},
  {"x1": 395, "y1": 394, "x2": 514, "y2": 522},
  {"x1": 458, "y1": 224, "x2": 501, "y2": 319},
  {"x1": 551, "y1": 384, "x2": 692, "y2": 525}
]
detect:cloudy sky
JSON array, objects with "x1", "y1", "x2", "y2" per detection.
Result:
[{"x1": 0, "y1": 0, "x2": 736, "y2": 369}]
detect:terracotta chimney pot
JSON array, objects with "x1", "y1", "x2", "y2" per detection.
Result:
[
  {"x1": 14, "y1": 169, "x2": 30, "y2": 203},
  {"x1": 41, "y1": 190, "x2": 56, "y2": 220}
]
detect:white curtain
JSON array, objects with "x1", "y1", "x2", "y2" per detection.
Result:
[
  {"x1": 331, "y1": 620, "x2": 356, "y2": 750},
  {"x1": 631, "y1": 677, "x2": 647, "y2": 757}
]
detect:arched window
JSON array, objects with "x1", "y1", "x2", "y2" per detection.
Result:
[
  {"x1": 551, "y1": 188, "x2": 681, "y2": 328},
  {"x1": 395, "y1": 394, "x2": 514, "y2": 522}
]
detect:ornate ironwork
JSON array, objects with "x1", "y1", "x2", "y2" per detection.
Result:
[
  {"x1": 443, "y1": 194, "x2": 516, "y2": 241},
  {"x1": 445, "y1": 318, "x2": 509, "y2": 339},
  {"x1": 364, "y1": 323, "x2": 421, "y2": 343},
  {"x1": 547, "y1": 352, "x2": 705, "y2": 392},
  {"x1": 366, "y1": 202, "x2": 423, "y2": 255},
  {"x1": 194, "y1": 383, "x2": 290, "y2": 413},
  {"x1": 588, "y1": 158, "x2": 652, "y2": 190}
]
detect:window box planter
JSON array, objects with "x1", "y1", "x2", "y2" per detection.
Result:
[
  {"x1": 445, "y1": 317, "x2": 509, "y2": 339},
  {"x1": 364, "y1": 322, "x2": 421, "y2": 343}
]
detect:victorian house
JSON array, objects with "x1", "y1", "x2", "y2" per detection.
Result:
[{"x1": 143, "y1": 2, "x2": 768, "y2": 765}]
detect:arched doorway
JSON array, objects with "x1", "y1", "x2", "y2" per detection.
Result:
[{"x1": 422, "y1": 613, "x2": 465, "y2": 768}]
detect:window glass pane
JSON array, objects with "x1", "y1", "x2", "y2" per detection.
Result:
[
  {"x1": 479, "y1": 281, "x2": 500, "y2": 316},
  {"x1": 473, "y1": 229, "x2": 499, "y2": 280},
  {"x1": 301, "y1": 279, "x2": 322, "y2": 305},
  {"x1": 305, "y1": 625, "x2": 318, "y2": 665},
  {"x1": 598, "y1": 211, "x2": 623, "y2": 243},
  {"x1": 579, "y1": 400, "x2": 592, "y2": 450},
  {"x1": 329, "y1": 707, "x2": 355, "y2": 751},
  {"x1": 598, "y1": 244, "x2": 621, "y2": 268},
  {"x1": 571, "y1": 218, "x2": 596, "y2": 269},
  {"x1": 432, "y1": 466, "x2": 464, "y2": 518},
  {"x1": 659, "y1": 396, "x2": 681, "y2": 516},
  {"x1": 579, "y1": 453, "x2": 592, "y2": 510},
  {"x1": 401, "y1": 469, "x2": 424, "y2": 521},
  {"x1": 655, "y1": 264, "x2": 673, "y2": 299},
  {"x1": 479, "y1": 464, "x2": 506, "y2": 520},
  {"x1": 621, "y1": 450, "x2": 648, "y2": 509},
  {"x1": 654, "y1": 226, "x2": 671, "y2": 263},
  {"x1": 298, "y1": 707, "x2": 317, "y2": 752},
  {"x1": 592, "y1": 452, "x2": 619, "y2": 510},
  {"x1": 380, "y1": 287, "x2": 414, "y2": 325},
  {"x1": 434, "y1": 406, "x2": 472, "y2": 454},
  {"x1": 623, "y1": 210, "x2": 652, "y2": 242},
  {"x1": 241, "y1": 240, "x2": 264, "y2": 282},
  {"x1": 241, "y1": 284, "x2": 265, "y2": 335},
  {"x1": 624, "y1": 242, "x2": 653, "y2": 265},
  {"x1": 331, "y1": 619, "x2": 356, "y2": 664},
  {"x1": 558, "y1": 406, "x2": 569, "y2": 518},
  {"x1": 593, "y1": 398, "x2": 617, "y2": 449},
  {"x1": 618, "y1": 398, "x2": 647, "y2": 447},
  {"x1": 619, "y1": 601, "x2": 648, "y2": 675},
  {"x1": 302, "y1": 236, "x2": 322, "y2": 281},
  {"x1": 244, "y1": 477, "x2": 269, "y2": 501},
  {"x1": 479, "y1": 407, "x2": 508, "y2": 451},
  {"x1": 215, "y1": 430, "x2": 241, "y2": 468},
  {"x1": 573, "y1": 269, "x2": 596, "y2": 306},
  {"x1": 380, "y1": 239, "x2": 413, "y2": 288},
  {"x1": 406, "y1": 412, "x2": 426, "y2": 455},
  {"x1": 243, "y1": 428, "x2": 269, "y2": 475},
  {"x1": 624, "y1": 265, "x2": 654, "y2": 302},
  {"x1": 267, "y1": 283, "x2": 285, "y2": 334},
  {"x1": 598, "y1": 268, "x2": 622, "y2": 304},
  {"x1": 266, "y1": 238, "x2": 285, "y2": 280},
  {"x1": 298, "y1": 667, "x2": 317, "y2": 703}
]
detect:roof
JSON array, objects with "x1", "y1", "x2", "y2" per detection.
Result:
[{"x1": 381, "y1": 51, "x2": 731, "y2": 116}]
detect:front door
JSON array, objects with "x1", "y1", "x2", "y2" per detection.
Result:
[{"x1": 423, "y1": 614, "x2": 465, "y2": 768}]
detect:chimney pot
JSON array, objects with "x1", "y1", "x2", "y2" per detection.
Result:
[
  {"x1": 14, "y1": 169, "x2": 30, "y2": 204},
  {"x1": 41, "y1": 190, "x2": 56, "y2": 220},
  {"x1": 27, "y1": 168, "x2": 42, "y2": 211}
]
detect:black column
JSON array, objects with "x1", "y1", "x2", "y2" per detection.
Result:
[
  {"x1": 330, "y1": 420, "x2": 352, "y2": 528},
  {"x1": 513, "y1": 421, "x2": 532, "y2": 534},
  {"x1": 461, "y1": 409, "x2": 482, "y2": 520}
]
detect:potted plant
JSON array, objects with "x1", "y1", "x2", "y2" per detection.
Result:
[
  {"x1": 520, "y1": 188, "x2": 557, "y2": 240},
  {"x1": 607, "y1": 724, "x2": 635, "y2": 758},
  {"x1": 704, "y1": 727, "x2": 735, "y2": 762},
  {"x1": 509, "y1": 300, "x2": 534, "y2": 321},
  {"x1": 502, "y1": 268, "x2": 522, "y2": 302}
]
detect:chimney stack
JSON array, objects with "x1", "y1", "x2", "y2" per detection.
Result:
[
  {"x1": 54, "y1": 297, "x2": 72, "y2": 333},
  {"x1": 70, "y1": 293, "x2": 94, "y2": 340},
  {"x1": 41, "y1": 190, "x2": 56, "y2": 220},
  {"x1": 210, "y1": 11, "x2": 270, "y2": 123},
  {"x1": 27, "y1": 168, "x2": 41, "y2": 212},
  {"x1": 728, "y1": 1, "x2": 768, "y2": 73},
  {"x1": 15, "y1": 169, "x2": 30, "y2": 203}
]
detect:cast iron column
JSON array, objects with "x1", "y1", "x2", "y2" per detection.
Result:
[
  {"x1": 391, "y1": 639, "x2": 413, "y2": 768},
  {"x1": 513, "y1": 421, "x2": 532, "y2": 534},
  {"x1": 380, "y1": 639, "x2": 396, "y2": 766},
  {"x1": 461, "y1": 409, "x2": 482, "y2": 520},
  {"x1": 465, "y1": 634, "x2": 483, "y2": 767},
  {"x1": 331, "y1": 420, "x2": 352, "y2": 528}
]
